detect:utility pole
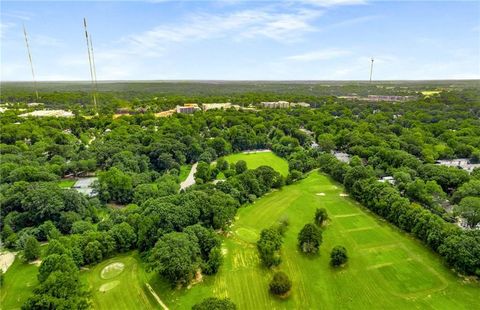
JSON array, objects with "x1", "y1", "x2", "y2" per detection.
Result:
[
  {"x1": 23, "y1": 24, "x2": 39, "y2": 101},
  {"x1": 83, "y1": 18, "x2": 98, "y2": 114},
  {"x1": 369, "y1": 58, "x2": 374, "y2": 83}
]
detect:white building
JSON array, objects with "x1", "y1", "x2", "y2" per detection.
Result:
[
  {"x1": 202, "y1": 102, "x2": 232, "y2": 111},
  {"x1": 19, "y1": 110, "x2": 74, "y2": 118}
]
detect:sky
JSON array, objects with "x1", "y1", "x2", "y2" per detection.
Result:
[{"x1": 1, "y1": 0, "x2": 479, "y2": 81}]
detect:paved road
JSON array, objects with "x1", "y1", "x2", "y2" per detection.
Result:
[{"x1": 180, "y1": 163, "x2": 198, "y2": 191}]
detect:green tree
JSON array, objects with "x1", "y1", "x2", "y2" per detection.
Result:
[
  {"x1": 456, "y1": 197, "x2": 480, "y2": 228},
  {"x1": 269, "y1": 271, "x2": 292, "y2": 296},
  {"x1": 235, "y1": 160, "x2": 247, "y2": 174},
  {"x1": 298, "y1": 223, "x2": 322, "y2": 254},
  {"x1": 97, "y1": 167, "x2": 133, "y2": 204},
  {"x1": 257, "y1": 227, "x2": 283, "y2": 267},
  {"x1": 23, "y1": 236, "x2": 40, "y2": 262},
  {"x1": 330, "y1": 245, "x2": 348, "y2": 267},
  {"x1": 149, "y1": 232, "x2": 200, "y2": 287},
  {"x1": 84, "y1": 241, "x2": 103, "y2": 265},
  {"x1": 314, "y1": 208, "x2": 328, "y2": 226}
]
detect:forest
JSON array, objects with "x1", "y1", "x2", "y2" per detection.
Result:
[{"x1": 0, "y1": 83, "x2": 479, "y2": 309}]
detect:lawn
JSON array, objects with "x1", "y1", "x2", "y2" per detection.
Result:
[
  {"x1": 57, "y1": 179, "x2": 76, "y2": 188},
  {"x1": 81, "y1": 252, "x2": 162, "y2": 310},
  {"x1": 152, "y1": 172, "x2": 479, "y2": 309},
  {"x1": 222, "y1": 151, "x2": 289, "y2": 177},
  {"x1": 0, "y1": 259, "x2": 39, "y2": 309},
  {"x1": 421, "y1": 90, "x2": 441, "y2": 97},
  {"x1": 179, "y1": 165, "x2": 192, "y2": 182}
]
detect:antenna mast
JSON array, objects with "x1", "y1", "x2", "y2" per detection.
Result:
[
  {"x1": 23, "y1": 24, "x2": 39, "y2": 101},
  {"x1": 83, "y1": 18, "x2": 98, "y2": 114},
  {"x1": 369, "y1": 57, "x2": 374, "y2": 83},
  {"x1": 89, "y1": 35, "x2": 99, "y2": 101}
]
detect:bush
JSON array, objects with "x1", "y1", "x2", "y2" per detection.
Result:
[
  {"x1": 330, "y1": 246, "x2": 348, "y2": 267},
  {"x1": 192, "y1": 297, "x2": 236, "y2": 310},
  {"x1": 23, "y1": 236, "x2": 40, "y2": 262},
  {"x1": 269, "y1": 271, "x2": 292, "y2": 296},
  {"x1": 314, "y1": 208, "x2": 328, "y2": 226},
  {"x1": 298, "y1": 223, "x2": 322, "y2": 254}
]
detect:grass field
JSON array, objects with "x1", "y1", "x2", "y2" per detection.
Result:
[
  {"x1": 222, "y1": 151, "x2": 289, "y2": 177},
  {"x1": 152, "y1": 172, "x2": 479, "y2": 309},
  {"x1": 0, "y1": 259, "x2": 39, "y2": 309},
  {"x1": 81, "y1": 252, "x2": 162, "y2": 310},
  {"x1": 179, "y1": 165, "x2": 192, "y2": 182},
  {"x1": 5, "y1": 172, "x2": 478, "y2": 310},
  {"x1": 57, "y1": 179, "x2": 76, "y2": 188}
]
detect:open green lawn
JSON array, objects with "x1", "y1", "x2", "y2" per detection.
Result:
[
  {"x1": 0, "y1": 259, "x2": 39, "y2": 310},
  {"x1": 222, "y1": 151, "x2": 289, "y2": 177},
  {"x1": 57, "y1": 179, "x2": 76, "y2": 188},
  {"x1": 81, "y1": 252, "x2": 162, "y2": 310},
  {"x1": 152, "y1": 172, "x2": 479, "y2": 309},
  {"x1": 179, "y1": 165, "x2": 192, "y2": 182}
]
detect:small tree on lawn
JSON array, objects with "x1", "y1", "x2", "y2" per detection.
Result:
[
  {"x1": 192, "y1": 297, "x2": 236, "y2": 310},
  {"x1": 330, "y1": 246, "x2": 348, "y2": 267},
  {"x1": 298, "y1": 223, "x2": 322, "y2": 254},
  {"x1": 23, "y1": 236, "x2": 41, "y2": 262},
  {"x1": 269, "y1": 271, "x2": 292, "y2": 296},
  {"x1": 314, "y1": 208, "x2": 328, "y2": 226}
]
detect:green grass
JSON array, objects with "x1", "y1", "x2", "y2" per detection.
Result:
[
  {"x1": 81, "y1": 252, "x2": 161, "y2": 310},
  {"x1": 179, "y1": 165, "x2": 192, "y2": 182},
  {"x1": 0, "y1": 259, "x2": 39, "y2": 309},
  {"x1": 222, "y1": 151, "x2": 289, "y2": 177},
  {"x1": 153, "y1": 172, "x2": 479, "y2": 309},
  {"x1": 57, "y1": 179, "x2": 76, "y2": 188}
]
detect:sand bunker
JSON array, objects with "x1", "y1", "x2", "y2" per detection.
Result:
[
  {"x1": 340, "y1": 193, "x2": 349, "y2": 197},
  {"x1": 0, "y1": 252, "x2": 15, "y2": 273},
  {"x1": 316, "y1": 193, "x2": 326, "y2": 196},
  {"x1": 101, "y1": 262, "x2": 125, "y2": 279},
  {"x1": 99, "y1": 280, "x2": 120, "y2": 292}
]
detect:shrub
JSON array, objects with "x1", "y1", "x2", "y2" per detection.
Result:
[
  {"x1": 269, "y1": 271, "x2": 292, "y2": 296},
  {"x1": 330, "y1": 246, "x2": 348, "y2": 267}
]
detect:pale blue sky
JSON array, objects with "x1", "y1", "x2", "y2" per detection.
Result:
[{"x1": 1, "y1": 0, "x2": 479, "y2": 81}]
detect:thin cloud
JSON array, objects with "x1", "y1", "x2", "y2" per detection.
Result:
[
  {"x1": 286, "y1": 48, "x2": 351, "y2": 61},
  {"x1": 125, "y1": 7, "x2": 324, "y2": 53},
  {"x1": 299, "y1": 0, "x2": 367, "y2": 7}
]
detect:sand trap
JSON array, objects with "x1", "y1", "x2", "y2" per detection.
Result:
[
  {"x1": 316, "y1": 193, "x2": 326, "y2": 196},
  {"x1": 99, "y1": 280, "x2": 120, "y2": 292},
  {"x1": 0, "y1": 252, "x2": 15, "y2": 273},
  {"x1": 340, "y1": 193, "x2": 349, "y2": 197},
  {"x1": 101, "y1": 262, "x2": 125, "y2": 279},
  {"x1": 30, "y1": 259, "x2": 42, "y2": 267}
]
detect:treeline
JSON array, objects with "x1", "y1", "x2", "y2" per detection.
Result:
[{"x1": 318, "y1": 153, "x2": 480, "y2": 276}]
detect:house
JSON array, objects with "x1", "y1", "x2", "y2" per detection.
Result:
[
  {"x1": 261, "y1": 101, "x2": 290, "y2": 108},
  {"x1": 19, "y1": 110, "x2": 74, "y2": 118},
  {"x1": 176, "y1": 104, "x2": 201, "y2": 114},
  {"x1": 379, "y1": 176, "x2": 395, "y2": 185}
]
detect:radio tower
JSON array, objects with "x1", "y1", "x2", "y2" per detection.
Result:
[
  {"x1": 369, "y1": 57, "x2": 374, "y2": 83},
  {"x1": 22, "y1": 24, "x2": 39, "y2": 101},
  {"x1": 83, "y1": 18, "x2": 98, "y2": 114}
]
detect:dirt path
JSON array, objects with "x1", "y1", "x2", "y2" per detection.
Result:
[
  {"x1": 146, "y1": 283, "x2": 169, "y2": 310},
  {"x1": 0, "y1": 252, "x2": 15, "y2": 273},
  {"x1": 180, "y1": 162, "x2": 197, "y2": 191}
]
